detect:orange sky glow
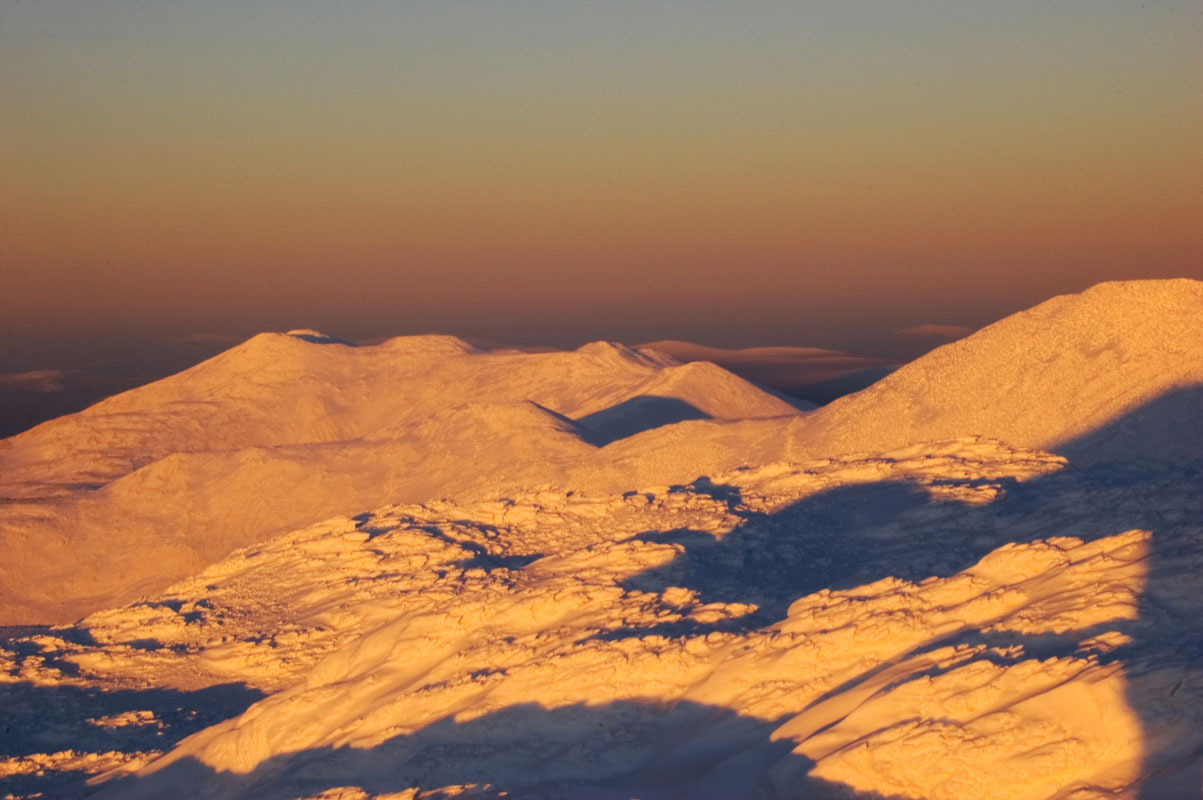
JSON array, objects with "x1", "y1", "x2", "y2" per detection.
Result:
[{"x1": 2, "y1": 2, "x2": 1200, "y2": 371}]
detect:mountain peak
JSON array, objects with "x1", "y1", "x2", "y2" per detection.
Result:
[{"x1": 802, "y1": 279, "x2": 1203, "y2": 464}]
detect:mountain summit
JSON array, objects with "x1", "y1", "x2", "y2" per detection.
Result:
[{"x1": 800, "y1": 279, "x2": 1203, "y2": 464}]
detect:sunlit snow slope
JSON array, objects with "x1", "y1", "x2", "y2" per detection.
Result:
[
  {"x1": 1, "y1": 280, "x2": 1201, "y2": 800},
  {"x1": 799, "y1": 279, "x2": 1203, "y2": 463},
  {"x1": 0, "y1": 335, "x2": 801, "y2": 624}
]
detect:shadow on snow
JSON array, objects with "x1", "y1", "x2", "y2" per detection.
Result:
[
  {"x1": 0, "y1": 677, "x2": 263, "y2": 799},
  {"x1": 47, "y1": 386, "x2": 1203, "y2": 797},
  {"x1": 574, "y1": 396, "x2": 711, "y2": 447}
]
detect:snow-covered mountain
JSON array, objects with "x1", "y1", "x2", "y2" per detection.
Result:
[
  {"x1": 0, "y1": 334, "x2": 801, "y2": 625},
  {"x1": 1, "y1": 280, "x2": 1201, "y2": 800},
  {"x1": 798, "y1": 279, "x2": 1203, "y2": 464},
  {"x1": 0, "y1": 333, "x2": 799, "y2": 500}
]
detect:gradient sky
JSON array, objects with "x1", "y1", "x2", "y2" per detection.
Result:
[{"x1": 3, "y1": 1, "x2": 1201, "y2": 372}]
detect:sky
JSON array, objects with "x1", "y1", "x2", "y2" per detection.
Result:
[{"x1": 3, "y1": 1, "x2": 1201, "y2": 374}]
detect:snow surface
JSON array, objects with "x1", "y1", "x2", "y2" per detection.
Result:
[
  {"x1": 799, "y1": 279, "x2": 1203, "y2": 464},
  {"x1": 1, "y1": 280, "x2": 1202, "y2": 799},
  {"x1": 0, "y1": 336, "x2": 800, "y2": 624}
]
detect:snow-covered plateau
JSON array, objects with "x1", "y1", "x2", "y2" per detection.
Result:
[{"x1": 2, "y1": 279, "x2": 1202, "y2": 799}]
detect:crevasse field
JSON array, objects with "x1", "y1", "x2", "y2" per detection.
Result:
[{"x1": 2, "y1": 280, "x2": 1202, "y2": 799}]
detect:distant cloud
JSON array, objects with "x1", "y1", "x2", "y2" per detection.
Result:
[
  {"x1": 895, "y1": 324, "x2": 974, "y2": 342},
  {"x1": 0, "y1": 370, "x2": 75, "y2": 392},
  {"x1": 172, "y1": 333, "x2": 246, "y2": 346},
  {"x1": 0, "y1": 371, "x2": 149, "y2": 437}
]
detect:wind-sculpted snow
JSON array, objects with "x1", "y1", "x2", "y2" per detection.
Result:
[
  {"x1": 1, "y1": 280, "x2": 1202, "y2": 798},
  {"x1": 3, "y1": 439, "x2": 1200, "y2": 799}
]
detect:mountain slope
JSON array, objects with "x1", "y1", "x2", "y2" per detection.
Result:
[
  {"x1": 0, "y1": 334, "x2": 800, "y2": 500},
  {"x1": 797, "y1": 279, "x2": 1203, "y2": 464},
  {"x1": 0, "y1": 401, "x2": 593, "y2": 624},
  {"x1": 2, "y1": 438, "x2": 1195, "y2": 800},
  {"x1": 0, "y1": 336, "x2": 801, "y2": 625}
]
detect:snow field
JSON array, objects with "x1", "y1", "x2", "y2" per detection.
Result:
[{"x1": 2, "y1": 280, "x2": 1202, "y2": 798}]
